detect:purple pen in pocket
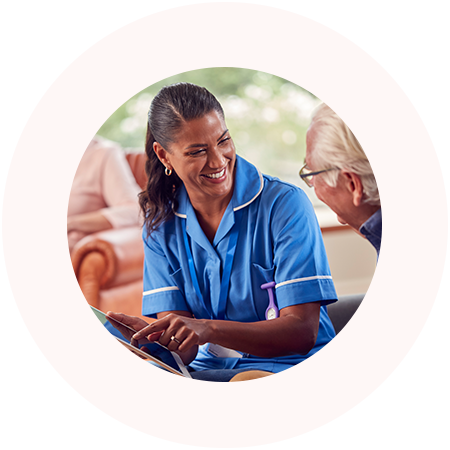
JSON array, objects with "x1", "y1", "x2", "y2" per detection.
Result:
[{"x1": 261, "y1": 281, "x2": 279, "y2": 320}]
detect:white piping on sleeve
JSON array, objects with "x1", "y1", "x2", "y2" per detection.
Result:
[
  {"x1": 143, "y1": 286, "x2": 180, "y2": 296},
  {"x1": 275, "y1": 275, "x2": 333, "y2": 289}
]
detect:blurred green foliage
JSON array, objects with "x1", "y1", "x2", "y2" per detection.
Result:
[{"x1": 96, "y1": 67, "x2": 321, "y2": 189}]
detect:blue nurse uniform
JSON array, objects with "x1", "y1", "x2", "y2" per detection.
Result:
[{"x1": 142, "y1": 156, "x2": 337, "y2": 374}]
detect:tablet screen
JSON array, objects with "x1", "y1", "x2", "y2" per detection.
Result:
[{"x1": 89, "y1": 305, "x2": 191, "y2": 378}]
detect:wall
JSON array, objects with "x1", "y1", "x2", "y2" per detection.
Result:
[
  {"x1": 316, "y1": 205, "x2": 377, "y2": 297},
  {"x1": 322, "y1": 227, "x2": 377, "y2": 296}
]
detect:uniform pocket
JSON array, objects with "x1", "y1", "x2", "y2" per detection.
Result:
[{"x1": 252, "y1": 263, "x2": 275, "y2": 285}]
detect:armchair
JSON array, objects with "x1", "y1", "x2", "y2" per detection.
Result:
[{"x1": 71, "y1": 150, "x2": 148, "y2": 320}]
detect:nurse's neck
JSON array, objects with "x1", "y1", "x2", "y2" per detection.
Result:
[{"x1": 190, "y1": 191, "x2": 233, "y2": 244}]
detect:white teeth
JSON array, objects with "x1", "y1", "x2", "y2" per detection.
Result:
[{"x1": 204, "y1": 168, "x2": 225, "y2": 179}]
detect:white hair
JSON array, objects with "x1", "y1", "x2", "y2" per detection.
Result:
[{"x1": 309, "y1": 103, "x2": 380, "y2": 206}]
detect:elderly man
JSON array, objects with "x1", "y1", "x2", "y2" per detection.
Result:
[
  {"x1": 231, "y1": 105, "x2": 380, "y2": 383},
  {"x1": 300, "y1": 103, "x2": 381, "y2": 257}
]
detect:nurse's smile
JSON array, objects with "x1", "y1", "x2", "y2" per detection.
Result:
[{"x1": 201, "y1": 166, "x2": 227, "y2": 182}]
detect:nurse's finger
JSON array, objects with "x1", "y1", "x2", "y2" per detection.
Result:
[
  {"x1": 131, "y1": 324, "x2": 153, "y2": 340},
  {"x1": 165, "y1": 334, "x2": 183, "y2": 352},
  {"x1": 164, "y1": 327, "x2": 195, "y2": 353},
  {"x1": 177, "y1": 333, "x2": 197, "y2": 353},
  {"x1": 164, "y1": 324, "x2": 192, "y2": 351},
  {"x1": 157, "y1": 325, "x2": 179, "y2": 348},
  {"x1": 132, "y1": 316, "x2": 171, "y2": 340},
  {"x1": 147, "y1": 330, "x2": 164, "y2": 342},
  {"x1": 130, "y1": 337, "x2": 138, "y2": 347},
  {"x1": 107, "y1": 312, "x2": 149, "y2": 331},
  {"x1": 105, "y1": 317, "x2": 134, "y2": 340}
]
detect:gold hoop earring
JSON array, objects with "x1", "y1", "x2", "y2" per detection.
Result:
[{"x1": 165, "y1": 167, "x2": 172, "y2": 176}]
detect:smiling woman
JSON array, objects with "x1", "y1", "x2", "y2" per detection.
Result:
[
  {"x1": 107, "y1": 82, "x2": 338, "y2": 382},
  {"x1": 153, "y1": 111, "x2": 236, "y2": 242},
  {"x1": 138, "y1": 83, "x2": 232, "y2": 235}
]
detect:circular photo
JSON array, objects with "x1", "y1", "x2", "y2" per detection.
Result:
[{"x1": 68, "y1": 67, "x2": 380, "y2": 382}]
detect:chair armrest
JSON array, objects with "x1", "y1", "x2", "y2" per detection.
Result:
[{"x1": 71, "y1": 226, "x2": 144, "y2": 291}]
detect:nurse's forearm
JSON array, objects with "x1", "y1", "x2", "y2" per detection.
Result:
[
  {"x1": 134, "y1": 304, "x2": 321, "y2": 358},
  {"x1": 206, "y1": 303, "x2": 321, "y2": 358}
]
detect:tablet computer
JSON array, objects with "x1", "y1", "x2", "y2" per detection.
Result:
[{"x1": 90, "y1": 306, "x2": 192, "y2": 378}]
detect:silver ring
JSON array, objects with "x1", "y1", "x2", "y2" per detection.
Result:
[{"x1": 170, "y1": 335, "x2": 181, "y2": 344}]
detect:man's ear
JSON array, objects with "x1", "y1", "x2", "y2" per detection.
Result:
[
  {"x1": 342, "y1": 171, "x2": 364, "y2": 207},
  {"x1": 153, "y1": 142, "x2": 172, "y2": 171}
]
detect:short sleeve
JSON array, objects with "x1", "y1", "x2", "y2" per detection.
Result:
[
  {"x1": 271, "y1": 187, "x2": 337, "y2": 309},
  {"x1": 141, "y1": 230, "x2": 190, "y2": 318}
]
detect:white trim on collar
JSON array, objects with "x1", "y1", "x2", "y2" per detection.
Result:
[
  {"x1": 172, "y1": 202, "x2": 187, "y2": 218},
  {"x1": 233, "y1": 168, "x2": 264, "y2": 212}
]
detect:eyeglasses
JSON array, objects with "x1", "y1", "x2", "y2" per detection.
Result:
[{"x1": 299, "y1": 163, "x2": 339, "y2": 188}]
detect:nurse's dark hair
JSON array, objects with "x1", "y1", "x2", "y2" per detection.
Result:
[{"x1": 139, "y1": 82, "x2": 225, "y2": 235}]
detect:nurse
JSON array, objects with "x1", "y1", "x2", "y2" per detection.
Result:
[{"x1": 108, "y1": 82, "x2": 338, "y2": 381}]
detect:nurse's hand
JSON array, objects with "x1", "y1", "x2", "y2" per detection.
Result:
[
  {"x1": 132, "y1": 312, "x2": 210, "y2": 354},
  {"x1": 106, "y1": 312, "x2": 151, "y2": 348}
]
